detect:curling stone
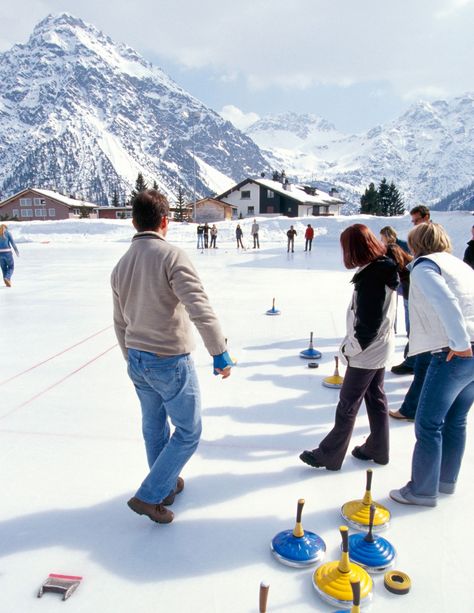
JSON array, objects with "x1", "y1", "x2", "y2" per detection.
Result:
[
  {"x1": 323, "y1": 356, "x2": 344, "y2": 389},
  {"x1": 300, "y1": 332, "x2": 322, "y2": 359},
  {"x1": 259, "y1": 581, "x2": 270, "y2": 612},
  {"x1": 348, "y1": 504, "x2": 396, "y2": 572},
  {"x1": 271, "y1": 499, "x2": 326, "y2": 567},
  {"x1": 266, "y1": 298, "x2": 281, "y2": 316},
  {"x1": 341, "y1": 469, "x2": 390, "y2": 532},
  {"x1": 333, "y1": 580, "x2": 361, "y2": 613},
  {"x1": 312, "y1": 526, "x2": 372, "y2": 609}
]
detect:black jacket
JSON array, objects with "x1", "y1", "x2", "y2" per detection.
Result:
[
  {"x1": 463, "y1": 240, "x2": 474, "y2": 269},
  {"x1": 350, "y1": 256, "x2": 399, "y2": 350}
]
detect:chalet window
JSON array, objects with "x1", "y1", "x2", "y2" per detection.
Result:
[
  {"x1": 73, "y1": 208, "x2": 80, "y2": 215},
  {"x1": 48, "y1": 209, "x2": 56, "y2": 217},
  {"x1": 34, "y1": 198, "x2": 46, "y2": 205},
  {"x1": 21, "y1": 209, "x2": 33, "y2": 217},
  {"x1": 34, "y1": 209, "x2": 44, "y2": 217},
  {"x1": 20, "y1": 198, "x2": 32, "y2": 206},
  {"x1": 240, "y1": 190, "x2": 251, "y2": 199},
  {"x1": 12, "y1": 209, "x2": 19, "y2": 218},
  {"x1": 247, "y1": 206, "x2": 255, "y2": 215},
  {"x1": 267, "y1": 190, "x2": 274, "y2": 198}
]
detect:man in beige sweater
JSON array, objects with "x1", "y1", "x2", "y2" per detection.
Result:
[{"x1": 111, "y1": 189, "x2": 233, "y2": 524}]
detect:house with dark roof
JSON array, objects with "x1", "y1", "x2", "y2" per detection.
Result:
[
  {"x1": 0, "y1": 188, "x2": 97, "y2": 220},
  {"x1": 215, "y1": 176, "x2": 344, "y2": 218}
]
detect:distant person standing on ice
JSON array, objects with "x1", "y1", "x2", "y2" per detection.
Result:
[
  {"x1": 300, "y1": 224, "x2": 398, "y2": 471},
  {"x1": 210, "y1": 224, "x2": 218, "y2": 248},
  {"x1": 111, "y1": 189, "x2": 233, "y2": 525},
  {"x1": 463, "y1": 224, "x2": 474, "y2": 269},
  {"x1": 236, "y1": 224, "x2": 244, "y2": 249},
  {"x1": 0, "y1": 224, "x2": 20, "y2": 287},
  {"x1": 203, "y1": 223, "x2": 210, "y2": 249},
  {"x1": 304, "y1": 224, "x2": 314, "y2": 252},
  {"x1": 287, "y1": 225, "x2": 297, "y2": 252},
  {"x1": 196, "y1": 223, "x2": 205, "y2": 249},
  {"x1": 251, "y1": 219, "x2": 260, "y2": 248}
]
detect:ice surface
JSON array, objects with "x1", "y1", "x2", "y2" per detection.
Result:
[{"x1": 0, "y1": 211, "x2": 473, "y2": 612}]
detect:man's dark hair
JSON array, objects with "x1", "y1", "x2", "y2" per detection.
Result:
[
  {"x1": 132, "y1": 189, "x2": 169, "y2": 231},
  {"x1": 410, "y1": 205, "x2": 430, "y2": 220}
]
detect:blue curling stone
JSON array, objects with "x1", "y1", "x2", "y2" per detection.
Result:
[
  {"x1": 299, "y1": 348, "x2": 322, "y2": 359},
  {"x1": 266, "y1": 308, "x2": 281, "y2": 316},
  {"x1": 271, "y1": 529, "x2": 326, "y2": 568},
  {"x1": 348, "y1": 532, "x2": 396, "y2": 573}
]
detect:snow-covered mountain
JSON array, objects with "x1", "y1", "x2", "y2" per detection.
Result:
[
  {"x1": 246, "y1": 98, "x2": 474, "y2": 211},
  {"x1": 0, "y1": 14, "x2": 268, "y2": 205}
]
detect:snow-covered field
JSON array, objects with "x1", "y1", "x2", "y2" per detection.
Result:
[{"x1": 0, "y1": 211, "x2": 473, "y2": 612}]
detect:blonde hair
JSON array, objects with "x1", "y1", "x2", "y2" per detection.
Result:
[
  {"x1": 380, "y1": 226, "x2": 397, "y2": 244},
  {"x1": 408, "y1": 222, "x2": 452, "y2": 256},
  {"x1": 0, "y1": 224, "x2": 7, "y2": 238}
]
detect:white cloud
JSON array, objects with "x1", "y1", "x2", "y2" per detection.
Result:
[
  {"x1": 1, "y1": 0, "x2": 474, "y2": 105},
  {"x1": 219, "y1": 105, "x2": 260, "y2": 131}
]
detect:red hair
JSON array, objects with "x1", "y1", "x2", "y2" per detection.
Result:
[{"x1": 340, "y1": 224, "x2": 386, "y2": 269}]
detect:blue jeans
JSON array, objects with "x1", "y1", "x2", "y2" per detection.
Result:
[
  {"x1": 399, "y1": 351, "x2": 432, "y2": 418},
  {"x1": 0, "y1": 252, "x2": 14, "y2": 280},
  {"x1": 408, "y1": 350, "x2": 474, "y2": 499},
  {"x1": 197, "y1": 234, "x2": 204, "y2": 249},
  {"x1": 127, "y1": 349, "x2": 202, "y2": 504}
]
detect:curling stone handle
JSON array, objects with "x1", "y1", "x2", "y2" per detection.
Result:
[
  {"x1": 296, "y1": 499, "x2": 304, "y2": 524},
  {"x1": 259, "y1": 582, "x2": 269, "y2": 613},
  {"x1": 340, "y1": 526, "x2": 349, "y2": 553},
  {"x1": 366, "y1": 469, "x2": 373, "y2": 492},
  {"x1": 350, "y1": 580, "x2": 361, "y2": 607},
  {"x1": 272, "y1": 298, "x2": 275, "y2": 309},
  {"x1": 364, "y1": 504, "x2": 375, "y2": 543},
  {"x1": 292, "y1": 499, "x2": 305, "y2": 537},
  {"x1": 334, "y1": 355, "x2": 339, "y2": 368},
  {"x1": 310, "y1": 331, "x2": 313, "y2": 343}
]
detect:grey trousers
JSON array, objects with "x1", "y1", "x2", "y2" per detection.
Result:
[{"x1": 312, "y1": 366, "x2": 389, "y2": 469}]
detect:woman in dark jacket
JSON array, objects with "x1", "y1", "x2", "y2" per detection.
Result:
[{"x1": 300, "y1": 224, "x2": 399, "y2": 470}]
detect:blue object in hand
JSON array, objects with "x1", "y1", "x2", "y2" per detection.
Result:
[{"x1": 213, "y1": 351, "x2": 234, "y2": 375}]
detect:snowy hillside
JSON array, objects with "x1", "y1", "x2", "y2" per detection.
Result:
[
  {"x1": 0, "y1": 14, "x2": 268, "y2": 205},
  {"x1": 246, "y1": 96, "x2": 474, "y2": 211}
]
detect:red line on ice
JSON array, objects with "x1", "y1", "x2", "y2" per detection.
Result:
[
  {"x1": 0, "y1": 325, "x2": 113, "y2": 387},
  {"x1": 0, "y1": 344, "x2": 117, "y2": 419}
]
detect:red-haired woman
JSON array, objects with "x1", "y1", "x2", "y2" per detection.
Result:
[{"x1": 300, "y1": 224, "x2": 399, "y2": 470}]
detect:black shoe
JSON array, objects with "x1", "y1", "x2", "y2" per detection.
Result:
[
  {"x1": 390, "y1": 363, "x2": 414, "y2": 375},
  {"x1": 351, "y1": 446, "x2": 388, "y2": 465},
  {"x1": 299, "y1": 450, "x2": 340, "y2": 470}
]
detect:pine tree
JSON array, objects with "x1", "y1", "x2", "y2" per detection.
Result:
[
  {"x1": 152, "y1": 180, "x2": 158, "y2": 190},
  {"x1": 360, "y1": 182, "x2": 378, "y2": 214},
  {"x1": 387, "y1": 181, "x2": 405, "y2": 216},
  {"x1": 111, "y1": 190, "x2": 119, "y2": 207},
  {"x1": 130, "y1": 172, "x2": 148, "y2": 200},
  {"x1": 376, "y1": 178, "x2": 390, "y2": 216},
  {"x1": 174, "y1": 186, "x2": 188, "y2": 222}
]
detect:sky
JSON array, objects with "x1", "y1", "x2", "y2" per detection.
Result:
[{"x1": 1, "y1": 0, "x2": 474, "y2": 132}]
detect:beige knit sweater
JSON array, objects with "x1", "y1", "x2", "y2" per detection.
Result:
[{"x1": 111, "y1": 232, "x2": 226, "y2": 359}]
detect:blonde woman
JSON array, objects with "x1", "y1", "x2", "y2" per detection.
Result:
[
  {"x1": 390, "y1": 223, "x2": 474, "y2": 507},
  {"x1": 0, "y1": 224, "x2": 19, "y2": 287}
]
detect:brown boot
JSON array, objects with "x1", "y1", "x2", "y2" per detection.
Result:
[
  {"x1": 162, "y1": 477, "x2": 184, "y2": 506},
  {"x1": 4, "y1": 278, "x2": 11, "y2": 287},
  {"x1": 127, "y1": 497, "x2": 174, "y2": 524}
]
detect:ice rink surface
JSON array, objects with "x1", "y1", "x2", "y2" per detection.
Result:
[{"x1": 0, "y1": 212, "x2": 473, "y2": 612}]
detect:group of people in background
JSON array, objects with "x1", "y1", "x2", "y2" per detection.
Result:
[
  {"x1": 196, "y1": 222, "x2": 218, "y2": 249},
  {"x1": 300, "y1": 204, "x2": 474, "y2": 509}
]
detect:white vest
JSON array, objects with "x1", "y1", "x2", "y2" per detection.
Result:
[{"x1": 408, "y1": 252, "x2": 474, "y2": 356}]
